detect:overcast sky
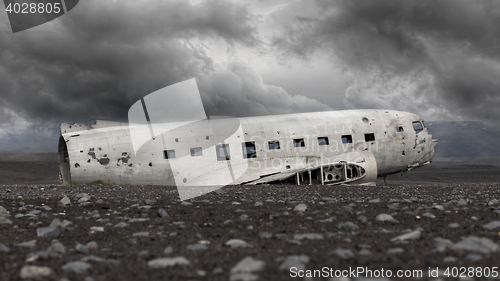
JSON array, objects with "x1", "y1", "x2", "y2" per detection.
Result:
[{"x1": 1, "y1": 0, "x2": 499, "y2": 152}]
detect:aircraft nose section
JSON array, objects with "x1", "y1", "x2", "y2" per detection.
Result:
[{"x1": 413, "y1": 137, "x2": 437, "y2": 168}]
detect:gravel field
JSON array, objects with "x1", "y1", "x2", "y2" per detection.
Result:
[{"x1": 1, "y1": 153, "x2": 500, "y2": 281}]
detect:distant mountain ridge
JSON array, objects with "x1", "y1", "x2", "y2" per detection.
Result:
[{"x1": 426, "y1": 121, "x2": 500, "y2": 165}]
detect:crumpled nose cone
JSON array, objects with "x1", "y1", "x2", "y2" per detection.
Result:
[{"x1": 416, "y1": 138, "x2": 438, "y2": 166}]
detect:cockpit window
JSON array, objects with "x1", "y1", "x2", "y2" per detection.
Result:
[{"x1": 412, "y1": 121, "x2": 423, "y2": 134}]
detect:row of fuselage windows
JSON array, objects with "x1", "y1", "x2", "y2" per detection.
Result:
[{"x1": 163, "y1": 133, "x2": 377, "y2": 161}]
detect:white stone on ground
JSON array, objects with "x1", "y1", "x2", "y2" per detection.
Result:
[
  {"x1": 376, "y1": 213, "x2": 397, "y2": 222},
  {"x1": 391, "y1": 230, "x2": 421, "y2": 242},
  {"x1": 62, "y1": 261, "x2": 91, "y2": 274},
  {"x1": 483, "y1": 221, "x2": 500, "y2": 230},
  {"x1": 148, "y1": 256, "x2": 190, "y2": 268},
  {"x1": 293, "y1": 233, "x2": 324, "y2": 240},
  {"x1": 225, "y1": 239, "x2": 250, "y2": 248},
  {"x1": 293, "y1": 203, "x2": 307, "y2": 212},
  {"x1": 20, "y1": 265, "x2": 53, "y2": 279},
  {"x1": 451, "y1": 236, "x2": 500, "y2": 254},
  {"x1": 230, "y1": 256, "x2": 265, "y2": 281},
  {"x1": 279, "y1": 255, "x2": 310, "y2": 271}
]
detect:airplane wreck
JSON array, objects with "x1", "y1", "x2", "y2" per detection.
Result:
[{"x1": 58, "y1": 79, "x2": 438, "y2": 200}]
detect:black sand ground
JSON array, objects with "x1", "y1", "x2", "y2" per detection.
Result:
[{"x1": 1, "y1": 153, "x2": 500, "y2": 280}]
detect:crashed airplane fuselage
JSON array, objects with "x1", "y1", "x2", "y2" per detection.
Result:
[{"x1": 58, "y1": 79, "x2": 437, "y2": 200}]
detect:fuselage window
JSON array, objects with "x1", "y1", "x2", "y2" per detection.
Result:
[
  {"x1": 412, "y1": 121, "x2": 423, "y2": 134},
  {"x1": 364, "y1": 133, "x2": 375, "y2": 142},
  {"x1": 216, "y1": 144, "x2": 230, "y2": 161},
  {"x1": 268, "y1": 141, "x2": 280, "y2": 150},
  {"x1": 242, "y1": 141, "x2": 257, "y2": 159},
  {"x1": 190, "y1": 147, "x2": 203, "y2": 157},
  {"x1": 397, "y1": 126, "x2": 404, "y2": 132},
  {"x1": 164, "y1": 149, "x2": 175, "y2": 159},
  {"x1": 341, "y1": 135, "x2": 353, "y2": 144},
  {"x1": 293, "y1": 138, "x2": 305, "y2": 148},
  {"x1": 318, "y1": 137, "x2": 329, "y2": 146}
]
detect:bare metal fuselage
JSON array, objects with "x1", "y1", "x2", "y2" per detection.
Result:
[{"x1": 58, "y1": 109, "x2": 437, "y2": 192}]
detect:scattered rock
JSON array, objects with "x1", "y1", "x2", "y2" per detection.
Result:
[
  {"x1": 443, "y1": 256, "x2": 457, "y2": 262},
  {"x1": 448, "y1": 223, "x2": 460, "y2": 228},
  {"x1": 77, "y1": 193, "x2": 91, "y2": 203},
  {"x1": 47, "y1": 242, "x2": 66, "y2": 255},
  {"x1": 293, "y1": 203, "x2": 307, "y2": 212},
  {"x1": 128, "y1": 218, "x2": 149, "y2": 223},
  {"x1": 17, "y1": 240, "x2": 36, "y2": 248},
  {"x1": 231, "y1": 256, "x2": 265, "y2": 274},
  {"x1": 376, "y1": 213, "x2": 397, "y2": 222},
  {"x1": 62, "y1": 261, "x2": 92, "y2": 274},
  {"x1": 20, "y1": 265, "x2": 53, "y2": 279},
  {"x1": 358, "y1": 248, "x2": 371, "y2": 255},
  {"x1": 465, "y1": 253, "x2": 483, "y2": 261},
  {"x1": 186, "y1": 243, "x2": 208, "y2": 251},
  {"x1": 318, "y1": 217, "x2": 336, "y2": 223},
  {"x1": 0, "y1": 242, "x2": 11, "y2": 253},
  {"x1": 488, "y1": 199, "x2": 499, "y2": 206},
  {"x1": 27, "y1": 210, "x2": 41, "y2": 216},
  {"x1": 387, "y1": 248, "x2": 404, "y2": 254},
  {"x1": 148, "y1": 256, "x2": 190, "y2": 268},
  {"x1": 90, "y1": 226, "x2": 104, "y2": 232},
  {"x1": 452, "y1": 236, "x2": 500, "y2": 254},
  {"x1": 293, "y1": 233, "x2": 323, "y2": 240},
  {"x1": 59, "y1": 196, "x2": 71, "y2": 206},
  {"x1": 144, "y1": 199, "x2": 156, "y2": 206},
  {"x1": 37, "y1": 226, "x2": 60, "y2": 238},
  {"x1": 157, "y1": 208, "x2": 169, "y2": 218},
  {"x1": 0, "y1": 217, "x2": 13, "y2": 224},
  {"x1": 391, "y1": 230, "x2": 421, "y2": 242},
  {"x1": 75, "y1": 243, "x2": 89, "y2": 254},
  {"x1": 331, "y1": 248, "x2": 355, "y2": 259},
  {"x1": 422, "y1": 212, "x2": 436, "y2": 219},
  {"x1": 113, "y1": 222, "x2": 129, "y2": 228},
  {"x1": 279, "y1": 255, "x2": 310, "y2": 271},
  {"x1": 432, "y1": 205, "x2": 444, "y2": 211},
  {"x1": 484, "y1": 221, "x2": 500, "y2": 230},
  {"x1": 337, "y1": 221, "x2": 359, "y2": 231},
  {"x1": 86, "y1": 241, "x2": 98, "y2": 251},
  {"x1": 225, "y1": 239, "x2": 250, "y2": 248},
  {"x1": 259, "y1": 232, "x2": 272, "y2": 239},
  {"x1": 433, "y1": 237, "x2": 453, "y2": 253},
  {"x1": 0, "y1": 206, "x2": 8, "y2": 215},
  {"x1": 357, "y1": 215, "x2": 368, "y2": 223},
  {"x1": 163, "y1": 246, "x2": 173, "y2": 255}
]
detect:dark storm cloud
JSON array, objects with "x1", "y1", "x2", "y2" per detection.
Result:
[
  {"x1": 0, "y1": 0, "x2": 258, "y2": 125},
  {"x1": 272, "y1": 0, "x2": 500, "y2": 123},
  {"x1": 198, "y1": 60, "x2": 330, "y2": 117}
]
